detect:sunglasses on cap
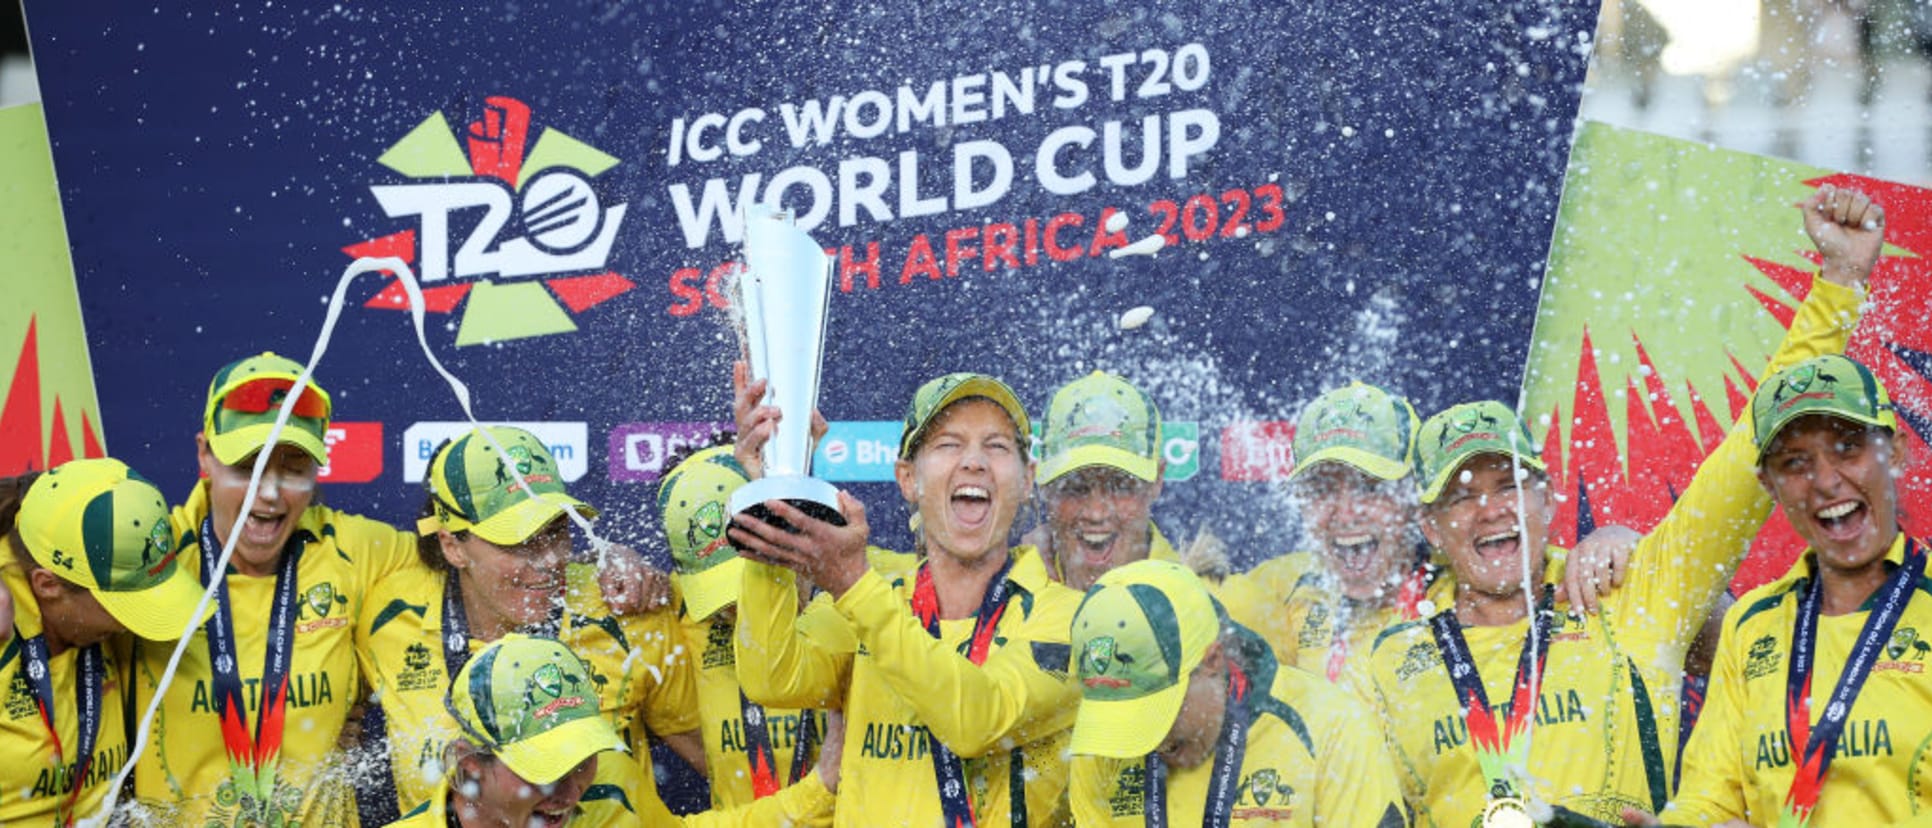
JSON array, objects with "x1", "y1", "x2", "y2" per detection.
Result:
[{"x1": 220, "y1": 378, "x2": 330, "y2": 419}]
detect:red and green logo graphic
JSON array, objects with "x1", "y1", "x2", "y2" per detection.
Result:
[{"x1": 345, "y1": 96, "x2": 635, "y2": 345}]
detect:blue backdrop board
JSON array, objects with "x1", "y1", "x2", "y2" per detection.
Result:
[{"x1": 25, "y1": 1, "x2": 1596, "y2": 605}]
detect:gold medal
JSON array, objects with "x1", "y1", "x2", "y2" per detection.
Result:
[{"x1": 1480, "y1": 797, "x2": 1534, "y2": 828}]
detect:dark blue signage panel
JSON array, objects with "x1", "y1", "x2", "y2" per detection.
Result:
[{"x1": 27, "y1": 1, "x2": 1598, "y2": 562}]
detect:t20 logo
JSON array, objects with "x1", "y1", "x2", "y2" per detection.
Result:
[{"x1": 349, "y1": 96, "x2": 636, "y2": 345}]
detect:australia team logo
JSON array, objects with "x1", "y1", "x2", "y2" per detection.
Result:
[
  {"x1": 348, "y1": 95, "x2": 635, "y2": 345},
  {"x1": 298, "y1": 582, "x2": 351, "y2": 633}
]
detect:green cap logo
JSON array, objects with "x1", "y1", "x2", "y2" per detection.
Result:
[
  {"x1": 688, "y1": 501, "x2": 728, "y2": 559},
  {"x1": 1314, "y1": 401, "x2": 1362, "y2": 433},
  {"x1": 1774, "y1": 364, "x2": 1822, "y2": 400},
  {"x1": 1080, "y1": 636, "x2": 1121, "y2": 686},
  {"x1": 1448, "y1": 406, "x2": 1495, "y2": 438},
  {"x1": 530, "y1": 663, "x2": 566, "y2": 701},
  {"x1": 143, "y1": 520, "x2": 174, "y2": 572}
]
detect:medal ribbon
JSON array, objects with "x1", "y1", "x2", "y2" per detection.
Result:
[
  {"x1": 440, "y1": 570, "x2": 566, "y2": 682},
  {"x1": 19, "y1": 632, "x2": 104, "y2": 827},
  {"x1": 1427, "y1": 585, "x2": 1555, "y2": 804},
  {"x1": 1142, "y1": 661, "x2": 1253, "y2": 828},
  {"x1": 441, "y1": 575, "x2": 474, "y2": 681},
  {"x1": 199, "y1": 515, "x2": 305, "y2": 815},
  {"x1": 1778, "y1": 537, "x2": 1926, "y2": 828},
  {"x1": 912, "y1": 554, "x2": 1018, "y2": 828}
]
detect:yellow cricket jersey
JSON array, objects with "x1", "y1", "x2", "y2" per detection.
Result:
[
  {"x1": 1664, "y1": 535, "x2": 1932, "y2": 826},
  {"x1": 1365, "y1": 273, "x2": 1864, "y2": 826},
  {"x1": 1213, "y1": 553, "x2": 1312, "y2": 648},
  {"x1": 0, "y1": 563, "x2": 133, "y2": 826},
  {"x1": 130, "y1": 481, "x2": 417, "y2": 827},
  {"x1": 357, "y1": 561, "x2": 699, "y2": 815},
  {"x1": 1069, "y1": 626, "x2": 1407, "y2": 827},
  {"x1": 1214, "y1": 552, "x2": 1439, "y2": 700},
  {"x1": 677, "y1": 602, "x2": 826, "y2": 810},
  {"x1": 737, "y1": 545, "x2": 1084, "y2": 828}
]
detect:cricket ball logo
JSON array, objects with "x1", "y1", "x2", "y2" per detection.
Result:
[{"x1": 349, "y1": 96, "x2": 636, "y2": 345}]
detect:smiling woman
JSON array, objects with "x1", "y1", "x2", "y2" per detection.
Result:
[
  {"x1": 355, "y1": 425, "x2": 705, "y2": 822},
  {"x1": 1654, "y1": 355, "x2": 1932, "y2": 827},
  {"x1": 127, "y1": 352, "x2": 423, "y2": 828}
]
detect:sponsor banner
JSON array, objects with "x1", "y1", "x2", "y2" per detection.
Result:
[
  {"x1": 608, "y1": 421, "x2": 733, "y2": 483},
  {"x1": 317, "y1": 422, "x2": 384, "y2": 484},
  {"x1": 401, "y1": 421, "x2": 589, "y2": 483},
  {"x1": 0, "y1": 103, "x2": 104, "y2": 474},
  {"x1": 1219, "y1": 421, "x2": 1295, "y2": 482},
  {"x1": 26, "y1": 0, "x2": 1597, "y2": 568},
  {"x1": 1161, "y1": 422, "x2": 1201, "y2": 482},
  {"x1": 814, "y1": 421, "x2": 904, "y2": 483},
  {"x1": 1523, "y1": 121, "x2": 1932, "y2": 593}
]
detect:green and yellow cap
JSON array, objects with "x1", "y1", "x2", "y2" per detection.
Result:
[
  {"x1": 202, "y1": 352, "x2": 333, "y2": 466},
  {"x1": 1069, "y1": 559, "x2": 1221, "y2": 758},
  {"x1": 1752, "y1": 355, "x2": 1898, "y2": 462},
  {"x1": 1290, "y1": 381, "x2": 1419, "y2": 482},
  {"x1": 1414, "y1": 401, "x2": 1546, "y2": 505},
  {"x1": 18, "y1": 458, "x2": 212, "y2": 641},
  {"x1": 1038, "y1": 371, "x2": 1162, "y2": 486},
  {"x1": 899, "y1": 373, "x2": 1031, "y2": 459},
  {"x1": 658, "y1": 445, "x2": 751, "y2": 622},
  {"x1": 446, "y1": 634, "x2": 626, "y2": 785},
  {"x1": 420, "y1": 426, "x2": 597, "y2": 546}
]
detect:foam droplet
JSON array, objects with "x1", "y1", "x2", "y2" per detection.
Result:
[
  {"x1": 1108, "y1": 234, "x2": 1166, "y2": 258},
  {"x1": 1118, "y1": 306, "x2": 1155, "y2": 330}
]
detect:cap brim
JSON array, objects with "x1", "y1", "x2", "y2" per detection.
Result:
[
  {"x1": 1039, "y1": 446, "x2": 1159, "y2": 486},
  {"x1": 1420, "y1": 448, "x2": 1547, "y2": 504},
  {"x1": 1289, "y1": 447, "x2": 1411, "y2": 483},
  {"x1": 904, "y1": 377, "x2": 1030, "y2": 458},
  {"x1": 1756, "y1": 408, "x2": 1896, "y2": 463},
  {"x1": 497, "y1": 714, "x2": 627, "y2": 785},
  {"x1": 470, "y1": 494, "x2": 599, "y2": 546},
  {"x1": 208, "y1": 422, "x2": 330, "y2": 467},
  {"x1": 674, "y1": 556, "x2": 745, "y2": 622},
  {"x1": 94, "y1": 564, "x2": 216, "y2": 641},
  {"x1": 1069, "y1": 678, "x2": 1188, "y2": 759}
]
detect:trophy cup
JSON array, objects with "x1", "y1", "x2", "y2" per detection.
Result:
[{"x1": 727, "y1": 207, "x2": 845, "y2": 531}]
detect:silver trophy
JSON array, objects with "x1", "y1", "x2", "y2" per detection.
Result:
[{"x1": 727, "y1": 207, "x2": 845, "y2": 530}]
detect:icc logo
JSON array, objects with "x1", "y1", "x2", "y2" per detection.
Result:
[{"x1": 351, "y1": 96, "x2": 637, "y2": 345}]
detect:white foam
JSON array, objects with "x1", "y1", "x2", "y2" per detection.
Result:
[
  {"x1": 1107, "y1": 233, "x2": 1166, "y2": 258},
  {"x1": 1118, "y1": 306, "x2": 1155, "y2": 330}
]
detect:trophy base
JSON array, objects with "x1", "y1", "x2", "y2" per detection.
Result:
[{"x1": 729, "y1": 475, "x2": 847, "y2": 536}]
